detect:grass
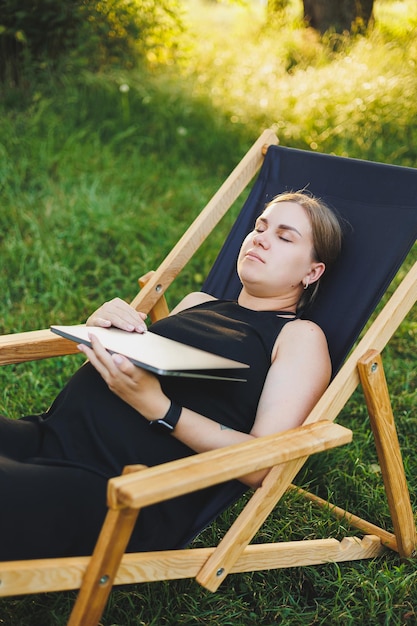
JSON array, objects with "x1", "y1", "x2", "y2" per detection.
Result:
[{"x1": 0, "y1": 0, "x2": 416, "y2": 623}]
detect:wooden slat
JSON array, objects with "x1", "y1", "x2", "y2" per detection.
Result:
[
  {"x1": 108, "y1": 421, "x2": 352, "y2": 510},
  {"x1": 0, "y1": 537, "x2": 384, "y2": 598},
  {"x1": 290, "y1": 485, "x2": 398, "y2": 551},
  {"x1": 358, "y1": 350, "x2": 417, "y2": 558}
]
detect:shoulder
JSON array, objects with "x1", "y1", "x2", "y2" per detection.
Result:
[
  {"x1": 170, "y1": 291, "x2": 217, "y2": 315},
  {"x1": 281, "y1": 318, "x2": 326, "y2": 341},
  {"x1": 273, "y1": 318, "x2": 329, "y2": 361}
]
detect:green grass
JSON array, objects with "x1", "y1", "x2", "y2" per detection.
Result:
[{"x1": 0, "y1": 0, "x2": 417, "y2": 624}]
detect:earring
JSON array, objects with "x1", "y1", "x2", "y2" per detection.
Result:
[{"x1": 303, "y1": 280, "x2": 309, "y2": 290}]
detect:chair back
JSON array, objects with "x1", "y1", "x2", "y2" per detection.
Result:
[{"x1": 203, "y1": 145, "x2": 417, "y2": 372}]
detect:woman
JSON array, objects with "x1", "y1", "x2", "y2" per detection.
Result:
[{"x1": 0, "y1": 192, "x2": 342, "y2": 560}]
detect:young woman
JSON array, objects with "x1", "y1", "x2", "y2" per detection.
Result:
[{"x1": 0, "y1": 192, "x2": 342, "y2": 560}]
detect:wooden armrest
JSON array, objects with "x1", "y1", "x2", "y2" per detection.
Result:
[
  {"x1": 108, "y1": 420, "x2": 352, "y2": 510},
  {"x1": 0, "y1": 329, "x2": 79, "y2": 365}
]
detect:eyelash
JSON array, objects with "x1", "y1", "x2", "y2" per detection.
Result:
[{"x1": 254, "y1": 227, "x2": 291, "y2": 242}]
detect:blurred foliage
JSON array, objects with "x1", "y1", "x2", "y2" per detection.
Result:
[{"x1": 0, "y1": 0, "x2": 186, "y2": 84}]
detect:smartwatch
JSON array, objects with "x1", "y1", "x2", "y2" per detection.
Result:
[{"x1": 149, "y1": 401, "x2": 182, "y2": 434}]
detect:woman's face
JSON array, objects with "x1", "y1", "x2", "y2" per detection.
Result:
[{"x1": 237, "y1": 201, "x2": 324, "y2": 300}]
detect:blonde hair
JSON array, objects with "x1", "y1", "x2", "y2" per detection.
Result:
[{"x1": 265, "y1": 191, "x2": 343, "y2": 311}]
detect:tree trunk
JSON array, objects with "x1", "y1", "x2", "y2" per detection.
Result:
[{"x1": 303, "y1": 0, "x2": 374, "y2": 34}]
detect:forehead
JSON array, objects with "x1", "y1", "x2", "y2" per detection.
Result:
[{"x1": 261, "y1": 201, "x2": 312, "y2": 232}]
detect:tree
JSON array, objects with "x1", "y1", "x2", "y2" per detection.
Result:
[
  {"x1": 0, "y1": 0, "x2": 185, "y2": 84},
  {"x1": 302, "y1": 0, "x2": 374, "y2": 34}
]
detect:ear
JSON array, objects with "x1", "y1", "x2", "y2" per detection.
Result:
[{"x1": 306, "y1": 261, "x2": 326, "y2": 286}]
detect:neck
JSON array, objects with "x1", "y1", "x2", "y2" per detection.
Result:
[{"x1": 237, "y1": 289, "x2": 299, "y2": 312}]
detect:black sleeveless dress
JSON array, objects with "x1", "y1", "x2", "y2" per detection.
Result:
[{"x1": 0, "y1": 301, "x2": 296, "y2": 558}]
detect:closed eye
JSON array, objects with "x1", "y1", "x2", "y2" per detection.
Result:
[{"x1": 277, "y1": 229, "x2": 295, "y2": 242}]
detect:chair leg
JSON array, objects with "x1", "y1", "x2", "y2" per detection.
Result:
[
  {"x1": 67, "y1": 506, "x2": 139, "y2": 626},
  {"x1": 358, "y1": 349, "x2": 417, "y2": 559},
  {"x1": 67, "y1": 465, "x2": 146, "y2": 626}
]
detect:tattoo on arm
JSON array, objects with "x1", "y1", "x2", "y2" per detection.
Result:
[{"x1": 220, "y1": 424, "x2": 233, "y2": 431}]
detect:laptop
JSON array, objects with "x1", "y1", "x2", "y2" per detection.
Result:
[{"x1": 50, "y1": 325, "x2": 249, "y2": 381}]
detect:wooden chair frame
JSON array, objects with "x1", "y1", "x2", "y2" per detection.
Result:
[{"x1": 0, "y1": 130, "x2": 416, "y2": 626}]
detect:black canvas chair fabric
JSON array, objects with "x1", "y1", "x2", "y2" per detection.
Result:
[
  {"x1": 185, "y1": 145, "x2": 417, "y2": 547},
  {"x1": 203, "y1": 145, "x2": 417, "y2": 374}
]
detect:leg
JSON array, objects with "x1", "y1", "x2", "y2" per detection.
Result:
[
  {"x1": 0, "y1": 414, "x2": 42, "y2": 460},
  {"x1": 0, "y1": 456, "x2": 108, "y2": 560}
]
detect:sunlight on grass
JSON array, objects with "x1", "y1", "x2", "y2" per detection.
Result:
[
  {"x1": 184, "y1": 0, "x2": 417, "y2": 163},
  {"x1": 375, "y1": 0, "x2": 417, "y2": 27}
]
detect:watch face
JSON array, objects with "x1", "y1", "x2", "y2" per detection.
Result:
[
  {"x1": 149, "y1": 419, "x2": 174, "y2": 434},
  {"x1": 149, "y1": 402, "x2": 182, "y2": 433}
]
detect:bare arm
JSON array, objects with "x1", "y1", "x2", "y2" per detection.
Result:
[
  {"x1": 170, "y1": 319, "x2": 331, "y2": 487},
  {"x1": 251, "y1": 319, "x2": 331, "y2": 437}
]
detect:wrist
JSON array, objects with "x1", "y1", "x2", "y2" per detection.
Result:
[
  {"x1": 146, "y1": 394, "x2": 171, "y2": 423},
  {"x1": 149, "y1": 400, "x2": 182, "y2": 434}
]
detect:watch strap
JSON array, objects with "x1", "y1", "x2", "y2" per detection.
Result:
[{"x1": 149, "y1": 401, "x2": 182, "y2": 433}]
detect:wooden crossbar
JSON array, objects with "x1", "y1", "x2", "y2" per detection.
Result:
[{"x1": 0, "y1": 536, "x2": 385, "y2": 598}]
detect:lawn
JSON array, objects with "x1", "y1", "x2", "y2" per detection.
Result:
[{"x1": 0, "y1": 1, "x2": 416, "y2": 624}]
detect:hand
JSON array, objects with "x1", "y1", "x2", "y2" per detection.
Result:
[
  {"x1": 78, "y1": 333, "x2": 170, "y2": 420},
  {"x1": 86, "y1": 298, "x2": 147, "y2": 333}
]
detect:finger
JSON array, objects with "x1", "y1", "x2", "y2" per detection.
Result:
[
  {"x1": 77, "y1": 342, "x2": 111, "y2": 381},
  {"x1": 89, "y1": 316, "x2": 112, "y2": 328},
  {"x1": 89, "y1": 299, "x2": 147, "y2": 333},
  {"x1": 109, "y1": 299, "x2": 147, "y2": 332},
  {"x1": 85, "y1": 334, "x2": 122, "y2": 382},
  {"x1": 112, "y1": 352, "x2": 136, "y2": 375},
  {"x1": 88, "y1": 333, "x2": 116, "y2": 365}
]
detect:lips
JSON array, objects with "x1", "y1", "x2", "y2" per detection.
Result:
[{"x1": 245, "y1": 250, "x2": 265, "y2": 263}]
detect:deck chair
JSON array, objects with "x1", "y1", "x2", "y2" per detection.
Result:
[{"x1": 0, "y1": 129, "x2": 416, "y2": 626}]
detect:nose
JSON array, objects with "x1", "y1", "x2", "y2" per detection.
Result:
[{"x1": 253, "y1": 231, "x2": 269, "y2": 248}]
